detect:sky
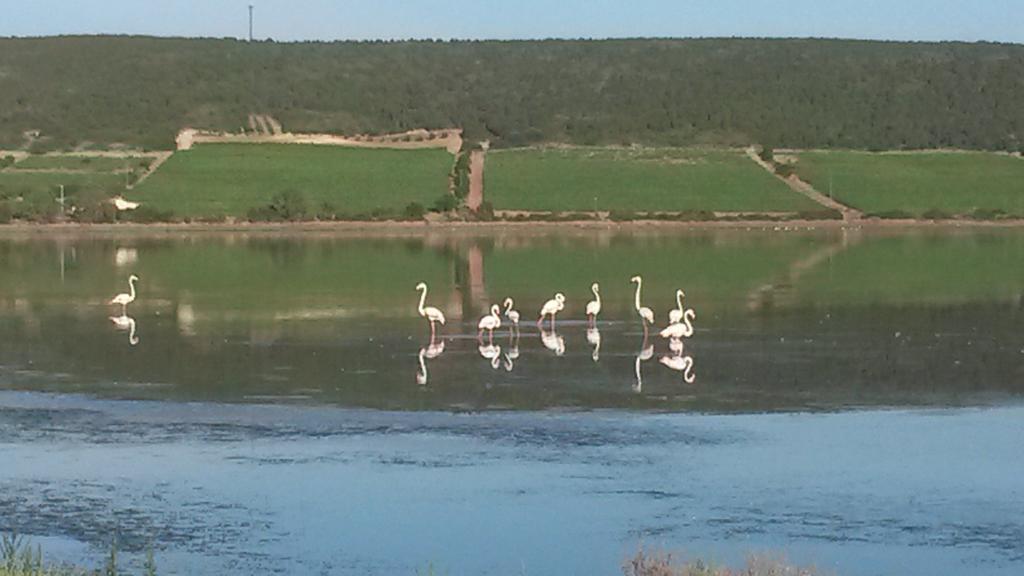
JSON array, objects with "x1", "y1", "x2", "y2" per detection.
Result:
[{"x1": 2, "y1": 0, "x2": 1022, "y2": 43}]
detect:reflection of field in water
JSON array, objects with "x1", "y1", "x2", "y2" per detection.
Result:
[{"x1": 0, "y1": 228, "x2": 1021, "y2": 410}]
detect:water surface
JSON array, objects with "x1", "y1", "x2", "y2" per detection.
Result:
[{"x1": 1, "y1": 228, "x2": 1022, "y2": 575}]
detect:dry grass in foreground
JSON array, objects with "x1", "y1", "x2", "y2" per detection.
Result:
[{"x1": 624, "y1": 549, "x2": 824, "y2": 576}]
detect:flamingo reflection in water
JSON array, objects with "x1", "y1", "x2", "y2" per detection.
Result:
[
  {"x1": 416, "y1": 337, "x2": 445, "y2": 385},
  {"x1": 503, "y1": 330, "x2": 520, "y2": 372},
  {"x1": 109, "y1": 314, "x2": 139, "y2": 346},
  {"x1": 586, "y1": 325, "x2": 601, "y2": 362},
  {"x1": 660, "y1": 338, "x2": 696, "y2": 384},
  {"x1": 540, "y1": 326, "x2": 566, "y2": 356},
  {"x1": 633, "y1": 333, "x2": 654, "y2": 393},
  {"x1": 478, "y1": 341, "x2": 502, "y2": 369}
]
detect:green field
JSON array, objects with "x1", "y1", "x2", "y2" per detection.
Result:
[
  {"x1": 485, "y1": 147, "x2": 821, "y2": 212},
  {"x1": 0, "y1": 171, "x2": 127, "y2": 197},
  {"x1": 134, "y1": 144, "x2": 454, "y2": 218},
  {"x1": 794, "y1": 151, "x2": 1024, "y2": 216},
  {"x1": 12, "y1": 155, "x2": 152, "y2": 172}
]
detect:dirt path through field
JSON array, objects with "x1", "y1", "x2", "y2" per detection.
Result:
[
  {"x1": 127, "y1": 151, "x2": 173, "y2": 189},
  {"x1": 745, "y1": 146, "x2": 862, "y2": 221},
  {"x1": 467, "y1": 150, "x2": 486, "y2": 210}
]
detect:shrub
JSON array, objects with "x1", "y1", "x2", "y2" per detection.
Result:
[
  {"x1": 774, "y1": 163, "x2": 797, "y2": 178},
  {"x1": 475, "y1": 200, "x2": 495, "y2": 221},
  {"x1": 921, "y1": 208, "x2": 953, "y2": 220},
  {"x1": 120, "y1": 205, "x2": 175, "y2": 223},
  {"x1": 759, "y1": 145, "x2": 774, "y2": 163},
  {"x1": 0, "y1": 201, "x2": 12, "y2": 224},
  {"x1": 248, "y1": 189, "x2": 309, "y2": 221},
  {"x1": 16, "y1": 189, "x2": 61, "y2": 222},
  {"x1": 967, "y1": 208, "x2": 1007, "y2": 220},
  {"x1": 0, "y1": 155, "x2": 15, "y2": 169},
  {"x1": 431, "y1": 193, "x2": 459, "y2": 212},
  {"x1": 316, "y1": 201, "x2": 338, "y2": 220},
  {"x1": 866, "y1": 209, "x2": 913, "y2": 219},
  {"x1": 793, "y1": 208, "x2": 843, "y2": 220},
  {"x1": 404, "y1": 202, "x2": 426, "y2": 220}
]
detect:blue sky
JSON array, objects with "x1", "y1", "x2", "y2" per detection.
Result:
[{"x1": 3, "y1": 0, "x2": 1021, "y2": 43}]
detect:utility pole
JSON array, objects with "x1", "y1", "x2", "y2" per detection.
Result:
[{"x1": 248, "y1": 5, "x2": 254, "y2": 42}]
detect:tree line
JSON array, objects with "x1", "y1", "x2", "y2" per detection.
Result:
[{"x1": 0, "y1": 36, "x2": 1021, "y2": 151}]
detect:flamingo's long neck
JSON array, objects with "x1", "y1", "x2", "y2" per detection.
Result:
[
  {"x1": 504, "y1": 299, "x2": 513, "y2": 315},
  {"x1": 128, "y1": 278, "x2": 137, "y2": 302},
  {"x1": 593, "y1": 286, "x2": 601, "y2": 306},
  {"x1": 417, "y1": 287, "x2": 427, "y2": 315},
  {"x1": 683, "y1": 309, "x2": 695, "y2": 335},
  {"x1": 633, "y1": 280, "x2": 642, "y2": 311},
  {"x1": 676, "y1": 291, "x2": 683, "y2": 313}
]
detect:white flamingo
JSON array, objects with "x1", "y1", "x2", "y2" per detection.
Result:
[
  {"x1": 630, "y1": 276, "x2": 655, "y2": 331},
  {"x1": 109, "y1": 314, "x2": 139, "y2": 346},
  {"x1": 537, "y1": 293, "x2": 566, "y2": 328},
  {"x1": 669, "y1": 289, "x2": 687, "y2": 324},
  {"x1": 415, "y1": 282, "x2": 446, "y2": 337},
  {"x1": 503, "y1": 297, "x2": 520, "y2": 331},
  {"x1": 584, "y1": 283, "x2": 602, "y2": 326},
  {"x1": 110, "y1": 274, "x2": 139, "y2": 315},
  {"x1": 660, "y1": 354, "x2": 696, "y2": 384},
  {"x1": 477, "y1": 304, "x2": 502, "y2": 342},
  {"x1": 660, "y1": 309, "x2": 696, "y2": 339}
]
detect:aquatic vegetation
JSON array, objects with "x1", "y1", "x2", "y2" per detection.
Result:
[
  {"x1": 0, "y1": 534, "x2": 156, "y2": 576},
  {"x1": 624, "y1": 549, "x2": 822, "y2": 576}
]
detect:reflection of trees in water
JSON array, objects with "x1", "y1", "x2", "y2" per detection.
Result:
[{"x1": 248, "y1": 238, "x2": 306, "y2": 268}]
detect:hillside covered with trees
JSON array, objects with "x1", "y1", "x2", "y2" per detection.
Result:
[{"x1": 0, "y1": 36, "x2": 1021, "y2": 151}]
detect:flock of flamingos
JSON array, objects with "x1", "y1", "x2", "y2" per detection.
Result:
[
  {"x1": 414, "y1": 275, "x2": 697, "y2": 387},
  {"x1": 107, "y1": 272, "x2": 696, "y2": 387}
]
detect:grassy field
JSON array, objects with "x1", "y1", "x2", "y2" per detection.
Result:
[
  {"x1": 0, "y1": 171, "x2": 127, "y2": 197},
  {"x1": 133, "y1": 144, "x2": 454, "y2": 218},
  {"x1": 12, "y1": 155, "x2": 153, "y2": 172},
  {"x1": 794, "y1": 151, "x2": 1024, "y2": 216},
  {"x1": 485, "y1": 147, "x2": 822, "y2": 212}
]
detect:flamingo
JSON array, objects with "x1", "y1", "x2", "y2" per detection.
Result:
[
  {"x1": 669, "y1": 289, "x2": 687, "y2": 324},
  {"x1": 110, "y1": 274, "x2": 139, "y2": 315},
  {"x1": 415, "y1": 282, "x2": 446, "y2": 337},
  {"x1": 586, "y1": 326, "x2": 602, "y2": 362},
  {"x1": 585, "y1": 283, "x2": 601, "y2": 326},
  {"x1": 630, "y1": 276, "x2": 655, "y2": 331},
  {"x1": 660, "y1": 309, "x2": 696, "y2": 339},
  {"x1": 109, "y1": 314, "x2": 139, "y2": 346},
  {"x1": 477, "y1": 304, "x2": 502, "y2": 342},
  {"x1": 503, "y1": 297, "x2": 520, "y2": 331},
  {"x1": 537, "y1": 293, "x2": 566, "y2": 329},
  {"x1": 660, "y1": 355, "x2": 696, "y2": 384}
]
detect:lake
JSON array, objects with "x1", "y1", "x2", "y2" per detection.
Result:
[{"x1": 1, "y1": 226, "x2": 1022, "y2": 575}]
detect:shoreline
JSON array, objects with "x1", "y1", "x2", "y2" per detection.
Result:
[{"x1": 0, "y1": 217, "x2": 1023, "y2": 238}]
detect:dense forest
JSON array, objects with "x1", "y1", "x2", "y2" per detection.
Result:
[{"x1": 0, "y1": 36, "x2": 1022, "y2": 151}]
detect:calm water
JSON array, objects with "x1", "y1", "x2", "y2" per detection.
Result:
[{"x1": 1, "y1": 228, "x2": 1023, "y2": 575}]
